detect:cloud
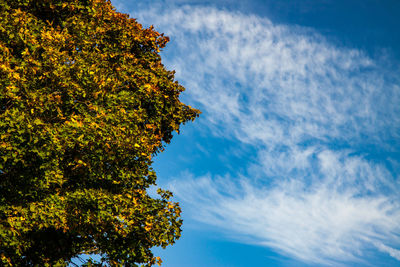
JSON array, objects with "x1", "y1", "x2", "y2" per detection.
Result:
[
  {"x1": 170, "y1": 174, "x2": 400, "y2": 266},
  {"x1": 135, "y1": 6, "x2": 399, "y2": 147},
  {"x1": 128, "y1": 4, "x2": 400, "y2": 266},
  {"x1": 375, "y1": 243, "x2": 400, "y2": 261},
  {"x1": 170, "y1": 148, "x2": 400, "y2": 265}
]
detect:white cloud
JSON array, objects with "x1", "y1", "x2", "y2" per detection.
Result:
[
  {"x1": 375, "y1": 243, "x2": 400, "y2": 261},
  {"x1": 129, "y1": 4, "x2": 400, "y2": 266},
  {"x1": 135, "y1": 6, "x2": 399, "y2": 147},
  {"x1": 170, "y1": 153, "x2": 400, "y2": 266}
]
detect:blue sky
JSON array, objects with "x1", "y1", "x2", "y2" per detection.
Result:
[{"x1": 110, "y1": 1, "x2": 400, "y2": 266}]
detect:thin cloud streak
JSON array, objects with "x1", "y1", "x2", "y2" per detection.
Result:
[{"x1": 131, "y1": 4, "x2": 400, "y2": 266}]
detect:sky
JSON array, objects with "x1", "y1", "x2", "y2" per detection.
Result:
[{"x1": 110, "y1": 1, "x2": 400, "y2": 266}]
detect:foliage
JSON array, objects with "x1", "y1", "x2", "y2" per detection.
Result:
[{"x1": 0, "y1": 0, "x2": 199, "y2": 265}]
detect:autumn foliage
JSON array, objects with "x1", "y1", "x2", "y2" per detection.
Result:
[{"x1": 0, "y1": 0, "x2": 199, "y2": 265}]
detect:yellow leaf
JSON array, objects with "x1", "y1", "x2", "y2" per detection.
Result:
[{"x1": 12, "y1": 72, "x2": 20, "y2": 80}]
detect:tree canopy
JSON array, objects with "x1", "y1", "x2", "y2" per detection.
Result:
[{"x1": 0, "y1": 0, "x2": 199, "y2": 265}]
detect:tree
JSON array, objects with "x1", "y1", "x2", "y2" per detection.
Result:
[{"x1": 0, "y1": 0, "x2": 199, "y2": 265}]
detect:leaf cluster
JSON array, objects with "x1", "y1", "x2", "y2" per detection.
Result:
[{"x1": 0, "y1": 0, "x2": 199, "y2": 265}]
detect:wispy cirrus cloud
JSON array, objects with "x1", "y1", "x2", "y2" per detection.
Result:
[
  {"x1": 125, "y1": 4, "x2": 400, "y2": 266},
  {"x1": 170, "y1": 149, "x2": 400, "y2": 265}
]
